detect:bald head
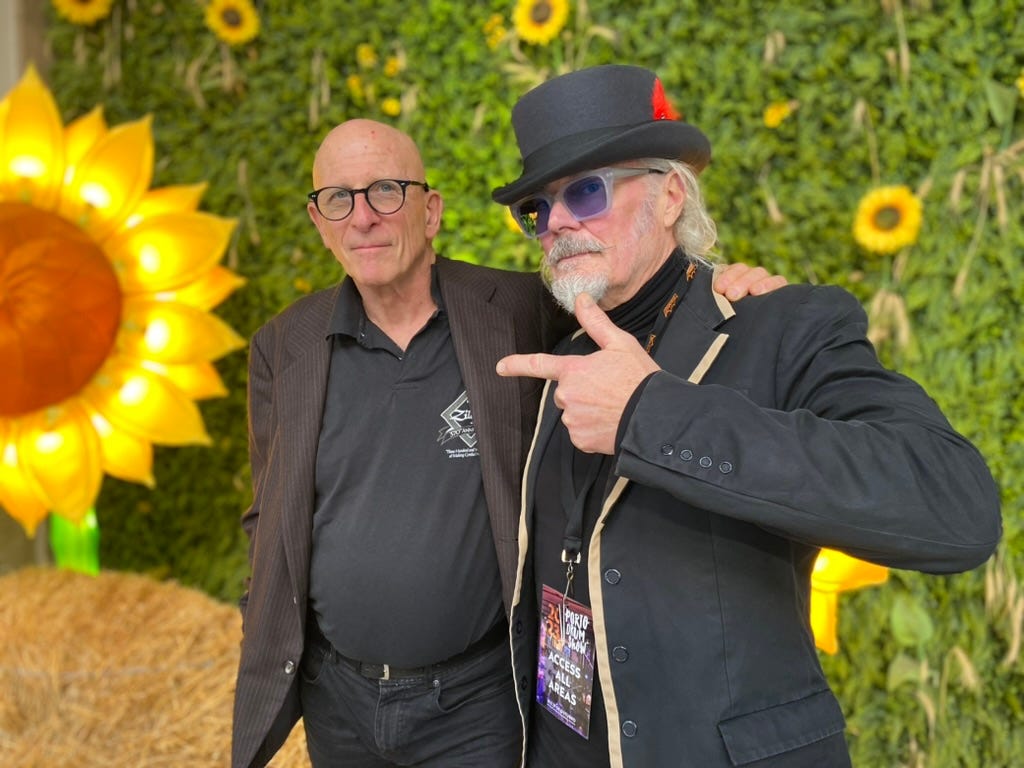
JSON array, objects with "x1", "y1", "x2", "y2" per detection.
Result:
[{"x1": 312, "y1": 119, "x2": 425, "y2": 189}]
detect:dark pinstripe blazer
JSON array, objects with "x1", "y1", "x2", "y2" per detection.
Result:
[{"x1": 231, "y1": 256, "x2": 566, "y2": 768}]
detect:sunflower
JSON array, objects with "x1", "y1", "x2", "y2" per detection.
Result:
[
  {"x1": 204, "y1": 0, "x2": 260, "y2": 47},
  {"x1": 513, "y1": 0, "x2": 569, "y2": 46},
  {"x1": 810, "y1": 549, "x2": 889, "y2": 654},
  {"x1": 853, "y1": 185, "x2": 923, "y2": 255},
  {"x1": 51, "y1": 0, "x2": 115, "y2": 25},
  {"x1": 762, "y1": 100, "x2": 797, "y2": 129},
  {"x1": 0, "y1": 67, "x2": 245, "y2": 536}
]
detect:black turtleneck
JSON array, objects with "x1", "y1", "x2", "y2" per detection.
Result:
[{"x1": 528, "y1": 249, "x2": 691, "y2": 768}]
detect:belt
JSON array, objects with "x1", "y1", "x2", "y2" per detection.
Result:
[{"x1": 323, "y1": 619, "x2": 508, "y2": 682}]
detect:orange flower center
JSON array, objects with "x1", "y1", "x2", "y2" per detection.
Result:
[
  {"x1": 873, "y1": 205, "x2": 902, "y2": 231},
  {"x1": 531, "y1": 1, "x2": 553, "y2": 24},
  {"x1": 0, "y1": 203, "x2": 122, "y2": 416}
]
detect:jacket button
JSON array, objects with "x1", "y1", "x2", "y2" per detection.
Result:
[
  {"x1": 612, "y1": 645, "x2": 629, "y2": 663},
  {"x1": 283, "y1": 660, "x2": 296, "y2": 675},
  {"x1": 604, "y1": 568, "x2": 622, "y2": 585},
  {"x1": 622, "y1": 720, "x2": 638, "y2": 738},
  {"x1": 660, "y1": 443, "x2": 673, "y2": 456},
  {"x1": 699, "y1": 456, "x2": 713, "y2": 468},
  {"x1": 719, "y1": 461, "x2": 733, "y2": 474},
  {"x1": 679, "y1": 449, "x2": 693, "y2": 461}
]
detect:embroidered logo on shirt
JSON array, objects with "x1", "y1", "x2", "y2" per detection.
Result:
[{"x1": 437, "y1": 390, "x2": 478, "y2": 458}]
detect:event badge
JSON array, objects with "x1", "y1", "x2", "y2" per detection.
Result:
[{"x1": 537, "y1": 584, "x2": 596, "y2": 739}]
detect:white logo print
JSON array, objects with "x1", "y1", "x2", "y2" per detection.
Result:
[{"x1": 437, "y1": 391, "x2": 478, "y2": 458}]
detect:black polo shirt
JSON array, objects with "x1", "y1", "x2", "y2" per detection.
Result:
[{"x1": 309, "y1": 268, "x2": 503, "y2": 667}]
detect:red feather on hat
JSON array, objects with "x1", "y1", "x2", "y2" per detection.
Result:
[{"x1": 651, "y1": 78, "x2": 681, "y2": 121}]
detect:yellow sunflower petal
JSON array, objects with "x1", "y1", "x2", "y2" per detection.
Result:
[
  {"x1": 0, "y1": 66, "x2": 66, "y2": 209},
  {"x1": 16, "y1": 401, "x2": 104, "y2": 523},
  {"x1": 64, "y1": 106, "x2": 108, "y2": 173},
  {"x1": 120, "y1": 298, "x2": 246, "y2": 364},
  {"x1": 59, "y1": 115, "x2": 154, "y2": 241},
  {"x1": 52, "y1": 0, "x2": 115, "y2": 25},
  {"x1": 86, "y1": 405, "x2": 155, "y2": 487},
  {"x1": 154, "y1": 265, "x2": 246, "y2": 310},
  {"x1": 81, "y1": 355, "x2": 212, "y2": 446},
  {"x1": 0, "y1": 424, "x2": 50, "y2": 536},
  {"x1": 812, "y1": 548, "x2": 889, "y2": 593},
  {"x1": 140, "y1": 360, "x2": 229, "y2": 400},
  {"x1": 105, "y1": 211, "x2": 237, "y2": 293},
  {"x1": 126, "y1": 182, "x2": 209, "y2": 226},
  {"x1": 810, "y1": 589, "x2": 839, "y2": 654}
]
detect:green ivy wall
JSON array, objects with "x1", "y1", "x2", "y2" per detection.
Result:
[{"x1": 38, "y1": 1, "x2": 1023, "y2": 765}]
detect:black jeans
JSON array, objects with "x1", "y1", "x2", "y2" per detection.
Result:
[{"x1": 299, "y1": 628, "x2": 522, "y2": 767}]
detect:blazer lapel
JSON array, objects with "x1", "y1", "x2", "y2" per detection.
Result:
[{"x1": 276, "y1": 288, "x2": 336, "y2": 601}]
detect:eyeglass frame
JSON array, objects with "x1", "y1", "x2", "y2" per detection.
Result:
[
  {"x1": 508, "y1": 166, "x2": 665, "y2": 239},
  {"x1": 307, "y1": 178, "x2": 431, "y2": 221}
]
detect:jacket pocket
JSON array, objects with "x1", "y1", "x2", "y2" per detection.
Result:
[{"x1": 717, "y1": 689, "x2": 846, "y2": 765}]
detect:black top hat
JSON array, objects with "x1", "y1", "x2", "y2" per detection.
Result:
[{"x1": 491, "y1": 65, "x2": 711, "y2": 205}]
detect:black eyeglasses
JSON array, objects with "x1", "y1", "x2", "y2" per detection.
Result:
[
  {"x1": 509, "y1": 167, "x2": 664, "y2": 238},
  {"x1": 308, "y1": 179, "x2": 430, "y2": 221}
]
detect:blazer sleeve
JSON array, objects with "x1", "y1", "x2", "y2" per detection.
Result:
[{"x1": 614, "y1": 285, "x2": 1002, "y2": 573}]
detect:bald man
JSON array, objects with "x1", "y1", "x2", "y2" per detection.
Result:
[{"x1": 231, "y1": 120, "x2": 784, "y2": 768}]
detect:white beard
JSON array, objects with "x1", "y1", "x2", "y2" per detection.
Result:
[{"x1": 542, "y1": 235, "x2": 609, "y2": 313}]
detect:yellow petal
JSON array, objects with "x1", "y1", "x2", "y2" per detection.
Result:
[
  {"x1": 85, "y1": 405, "x2": 154, "y2": 487},
  {"x1": 0, "y1": 65, "x2": 66, "y2": 209},
  {"x1": 140, "y1": 360, "x2": 228, "y2": 400},
  {"x1": 81, "y1": 354, "x2": 211, "y2": 446},
  {"x1": 810, "y1": 589, "x2": 839, "y2": 654},
  {"x1": 58, "y1": 115, "x2": 154, "y2": 241},
  {"x1": 120, "y1": 298, "x2": 246, "y2": 363},
  {"x1": 154, "y1": 266, "x2": 246, "y2": 310},
  {"x1": 16, "y1": 401, "x2": 103, "y2": 523},
  {"x1": 812, "y1": 548, "x2": 889, "y2": 593},
  {"x1": 0, "y1": 423, "x2": 50, "y2": 536},
  {"x1": 126, "y1": 182, "x2": 209, "y2": 226},
  {"x1": 105, "y1": 211, "x2": 237, "y2": 293},
  {"x1": 64, "y1": 106, "x2": 107, "y2": 174}
]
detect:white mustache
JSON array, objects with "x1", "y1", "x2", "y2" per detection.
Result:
[{"x1": 545, "y1": 236, "x2": 607, "y2": 268}]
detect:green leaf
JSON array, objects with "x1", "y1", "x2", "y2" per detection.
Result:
[
  {"x1": 983, "y1": 78, "x2": 1018, "y2": 127},
  {"x1": 890, "y1": 593, "x2": 935, "y2": 648}
]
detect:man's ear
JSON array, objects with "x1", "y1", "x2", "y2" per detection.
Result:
[
  {"x1": 425, "y1": 190, "x2": 444, "y2": 238},
  {"x1": 661, "y1": 171, "x2": 687, "y2": 228},
  {"x1": 308, "y1": 203, "x2": 329, "y2": 247}
]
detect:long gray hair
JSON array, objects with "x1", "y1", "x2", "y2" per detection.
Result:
[{"x1": 639, "y1": 158, "x2": 719, "y2": 266}]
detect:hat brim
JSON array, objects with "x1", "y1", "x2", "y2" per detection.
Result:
[{"x1": 492, "y1": 120, "x2": 710, "y2": 205}]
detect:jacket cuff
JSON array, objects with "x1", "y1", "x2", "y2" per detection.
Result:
[{"x1": 615, "y1": 371, "x2": 659, "y2": 455}]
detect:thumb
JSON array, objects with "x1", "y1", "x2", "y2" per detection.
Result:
[{"x1": 575, "y1": 292, "x2": 629, "y2": 350}]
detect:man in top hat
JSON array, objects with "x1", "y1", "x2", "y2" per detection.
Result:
[{"x1": 493, "y1": 64, "x2": 1001, "y2": 767}]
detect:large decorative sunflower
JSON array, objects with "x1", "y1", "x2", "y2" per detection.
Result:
[
  {"x1": 513, "y1": 0, "x2": 570, "y2": 46},
  {"x1": 0, "y1": 67, "x2": 244, "y2": 536},
  {"x1": 810, "y1": 548, "x2": 889, "y2": 654},
  {"x1": 853, "y1": 184, "x2": 923, "y2": 255},
  {"x1": 204, "y1": 0, "x2": 260, "y2": 47},
  {"x1": 51, "y1": 0, "x2": 115, "y2": 26}
]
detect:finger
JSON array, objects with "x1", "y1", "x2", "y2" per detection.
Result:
[
  {"x1": 574, "y1": 293, "x2": 632, "y2": 350},
  {"x1": 750, "y1": 274, "x2": 789, "y2": 295},
  {"x1": 713, "y1": 262, "x2": 752, "y2": 295},
  {"x1": 496, "y1": 352, "x2": 565, "y2": 380}
]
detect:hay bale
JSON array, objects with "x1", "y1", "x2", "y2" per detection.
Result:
[{"x1": 0, "y1": 567, "x2": 308, "y2": 767}]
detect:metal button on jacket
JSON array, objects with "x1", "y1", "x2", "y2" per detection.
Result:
[
  {"x1": 699, "y1": 455, "x2": 713, "y2": 468},
  {"x1": 283, "y1": 660, "x2": 295, "y2": 675},
  {"x1": 622, "y1": 720, "x2": 638, "y2": 738},
  {"x1": 660, "y1": 443, "x2": 674, "y2": 456},
  {"x1": 679, "y1": 449, "x2": 693, "y2": 461},
  {"x1": 719, "y1": 461, "x2": 734, "y2": 474},
  {"x1": 604, "y1": 568, "x2": 622, "y2": 585},
  {"x1": 612, "y1": 645, "x2": 629, "y2": 663}
]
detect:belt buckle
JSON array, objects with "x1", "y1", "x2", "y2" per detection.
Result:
[{"x1": 381, "y1": 663, "x2": 391, "y2": 681}]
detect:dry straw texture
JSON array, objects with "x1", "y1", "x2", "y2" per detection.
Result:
[{"x1": 0, "y1": 567, "x2": 308, "y2": 767}]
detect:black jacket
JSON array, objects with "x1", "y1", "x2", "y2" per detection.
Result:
[{"x1": 510, "y1": 267, "x2": 1001, "y2": 767}]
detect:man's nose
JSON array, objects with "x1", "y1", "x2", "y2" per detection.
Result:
[
  {"x1": 349, "y1": 191, "x2": 380, "y2": 226},
  {"x1": 545, "y1": 198, "x2": 579, "y2": 234}
]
